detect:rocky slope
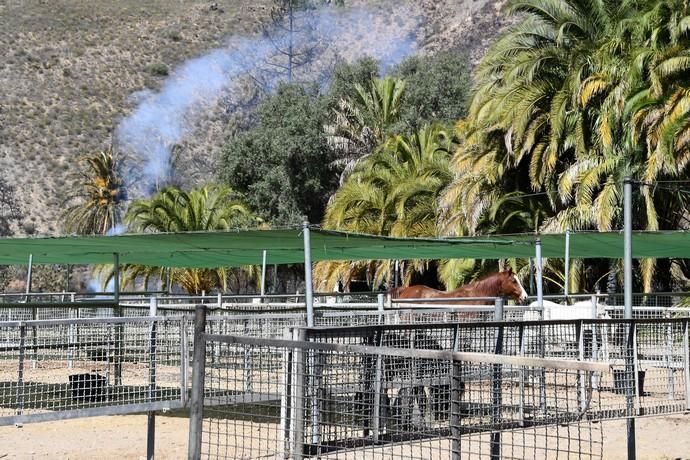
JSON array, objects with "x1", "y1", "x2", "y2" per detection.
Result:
[{"x1": 0, "y1": 0, "x2": 508, "y2": 235}]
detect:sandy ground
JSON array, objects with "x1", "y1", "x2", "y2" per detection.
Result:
[{"x1": 0, "y1": 414, "x2": 689, "y2": 459}]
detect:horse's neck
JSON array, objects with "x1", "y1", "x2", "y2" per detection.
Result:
[{"x1": 451, "y1": 276, "x2": 502, "y2": 297}]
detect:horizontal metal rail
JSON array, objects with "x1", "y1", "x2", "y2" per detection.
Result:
[
  {"x1": 206, "y1": 333, "x2": 612, "y2": 373},
  {"x1": 0, "y1": 400, "x2": 184, "y2": 426}
]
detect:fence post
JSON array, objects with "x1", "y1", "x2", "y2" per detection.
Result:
[
  {"x1": 16, "y1": 322, "x2": 26, "y2": 417},
  {"x1": 450, "y1": 354, "x2": 462, "y2": 460},
  {"x1": 491, "y1": 297, "x2": 504, "y2": 460},
  {"x1": 114, "y1": 253, "x2": 123, "y2": 387},
  {"x1": 633, "y1": 324, "x2": 641, "y2": 413},
  {"x1": 665, "y1": 311, "x2": 675, "y2": 400},
  {"x1": 577, "y1": 320, "x2": 586, "y2": 412},
  {"x1": 187, "y1": 305, "x2": 207, "y2": 460},
  {"x1": 518, "y1": 323, "x2": 525, "y2": 426},
  {"x1": 280, "y1": 330, "x2": 294, "y2": 458},
  {"x1": 623, "y1": 176, "x2": 636, "y2": 460},
  {"x1": 68, "y1": 304, "x2": 77, "y2": 369},
  {"x1": 244, "y1": 318, "x2": 253, "y2": 393},
  {"x1": 180, "y1": 316, "x2": 189, "y2": 407},
  {"x1": 302, "y1": 221, "x2": 315, "y2": 328},
  {"x1": 371, "y1": 330, "x2": 384, "y2": 442},
  {"x1": 147, "y1": 297, "x2": 158, "y2": 460},
  {"x1": 310, "y1": 349, "x2": 323, "y2": 447},
  {"x1": 291, "y1": 328, "x2": 306, "y2": 460},
  {"x1": 683, "y1": 318, "x2": 690, "y2": 410},
  {"x1": 494, "y1": 297, "x2": 504, "y2": 322},
  {"x1": 625, "y1": 320, "x2": 637, "y2": 460},
  {"x1": 591, "y1": 295, "x2": 600, "y2": 389},
  {"x1": 377, "y1": 293, "x2": 385, "y2": 325}
]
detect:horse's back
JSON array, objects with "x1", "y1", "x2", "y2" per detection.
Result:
[{"x1": 389, "y1": 285, "x2": 441, "y2": 299}]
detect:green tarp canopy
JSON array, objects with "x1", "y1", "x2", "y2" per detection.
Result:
[{"x1": 0, "y1": 228, "x2": 689, "y2": 267}]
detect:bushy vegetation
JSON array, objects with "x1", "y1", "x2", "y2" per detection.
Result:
[{"x1": 17, "y1": 0, "x2": 690, "y2": 294}]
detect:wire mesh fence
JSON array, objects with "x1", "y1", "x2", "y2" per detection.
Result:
[
  {"x1": 2, "y1": 292, "x2": 690, "y2": 334},
  {"x1": 303, "y1": 319, "x2": 690, "y2": 420},
  {"x1": 0, "y1": 316, "x2": 187, "y2": 425},
  {"x1": 192, "y1": 332, "x2": 609, "y2": 460}
]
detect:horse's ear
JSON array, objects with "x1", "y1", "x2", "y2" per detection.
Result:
[{"x1": 506, "y1": 267, "x2": 513, "y2": 275}]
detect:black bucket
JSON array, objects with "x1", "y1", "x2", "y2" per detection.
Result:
[
  {"x1": 612, "y1": 369, "x2": 646, "y2": 395},
  {"x1": 69, "y1": 373, "x2": 106, "y2": 402}
]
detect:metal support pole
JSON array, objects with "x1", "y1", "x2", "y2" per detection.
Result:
[
  {"x1": 666, "y1": 312, "x2": 675, "y2": 400},
  {"x1": 180, "y1": 316, "x2": 189, "y2": 407},
  {"x1": 147, "y1": 297, "x2": 158, "y2": 460},
  {"x1": 491, "y1": 312, "x2": 504, "y2": 460},
  {"x1": 450, "y1": 357, "x2": 462, "y2": 460},
  {"x1": 518, "y1": 323, "x2": 525, "y2": 426},
  {"x1": 623, "y1": 177, "x2": 636, "y2": 460},
  {"x1": 535, "y1": 239, "x2": 544, "y2": 309},
  {"x1": 310, "y1": 351, "x2": 323, "y2": 447},
  {"x1": 261, "y1": 250, "x2": 267, "y2": 297},
  {"x1": 624, "y1": 177, "x2": 633, "y2": 319},
  {"x1": 187, "y1": 305, "x2": 207, "y2": 460},
  {"x1": 564, "y1": 230, "x2": 570, "y2": 298},
  {"x1": 394, "y1": 260, "x2": 400, "y2": 288},
  {"x1": 113, "y1": 253, "x2": 120, "y2": 305},
  {"x1": 26, "y1": 254, "x2": 37, "y2": 364},
  {"x1": 372, "y1": 332, "x2": 384, "y2": 442},
  {"x1": 280, "y1": 330, "x2": 293, "y2": 458},
  {"x1": 302, "y1": 221, "x2": 315, "y2": 327},
  {"x1": 494, "y1": 297, "x2": 505, "y2": 321},
  {"x1": 683, "y1": 319, "x2": 690, "y2": 410},
  {"x1": 291, "y1": 329, "x2": 306, "y2": 460},
  {"x1": 24, "y1": 254, "x2": 33, "y2": 302},
  {"x1": 16, "y1": 323, "x2": 26, "y2": 417},
  {"x1": 113, "y1": 253, "x2": 122, "y2": 386},
  {"x1": 377, "y1": 293, "x2": 385, "y2": 325},
  {"x1": 591, "y1": 295, "x2": 600, "y2": 389},
  {"x1": 577, "y1": 320, "x2": 586, "y2": 412}
]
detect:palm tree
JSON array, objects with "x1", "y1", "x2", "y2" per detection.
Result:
[
  {"x1": 441, "y1": 0, "x2": 690, "y2": 291},
  {"x1": 119, "y1": 184, "x2": 261, "y2": 294},
  {"x1": 63, "y1": 149, "x2": 126, "y2": 235},
  {"x1": 325, "y1": 76, "x2": 406, "y2": 181},
  {"x1": 316, "y1": 125, "x2": 453, "y2": 289}
]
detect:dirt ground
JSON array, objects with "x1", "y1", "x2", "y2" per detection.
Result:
[{"x1": 0, "y1": 414, "x2": 689, "y2": 459}]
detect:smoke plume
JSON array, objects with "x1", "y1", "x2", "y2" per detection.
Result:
[{"x1": 115, "y1": 5, "x2": 422, "y2": 196}]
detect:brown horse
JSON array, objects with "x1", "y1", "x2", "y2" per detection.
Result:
[{"x1": 388, "y1": 268, "x2": 528, "y2": 305}]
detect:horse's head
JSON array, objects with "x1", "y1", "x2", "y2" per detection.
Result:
[{"x1": 498, "y1": 268, "x2": 528, "y2": 303}]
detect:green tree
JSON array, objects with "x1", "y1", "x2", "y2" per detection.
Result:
[
  {"x1": 120, "y1": 184, "x2": 260, "y2": 294},
  {"x1": 391, "y1": 51, "x2": 472, "y2": 131},
  {"x1": 63, "y1": 149, "x2": 126, "y2": 235},
  {"x1": 221, "y1": 83, "x2": 337, "y2": 225}
]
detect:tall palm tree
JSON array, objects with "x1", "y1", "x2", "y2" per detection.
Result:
[
  {"x1": 441, "y1": 0, "x2": 690, "y2": 291},
  {"x1": 316, "y1": 125, "x2": 453, "y2": 289},
  {"x1": 63, "y1": 149, "x2": 126, "y2": 235},
  {"x1": 325, "y1": 76, "x2": 406, "y2": 181},
  {"x1": 119, "y1": 184, "x2": 260, "y2": 294}
]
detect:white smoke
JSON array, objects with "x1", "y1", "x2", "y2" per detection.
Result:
[{"x1": 115, "y1": 6, "x2": 422, "y2": 195}]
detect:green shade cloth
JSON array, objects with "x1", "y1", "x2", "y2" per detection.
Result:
[{"x1": 0, "y1": 228, "x2": 688, "y2": 267}]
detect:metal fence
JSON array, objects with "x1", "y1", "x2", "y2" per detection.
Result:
[
  {"x1": 303, "y1": 318, "x2": 690, "y2": 419},
  {"x1": 189, "y1": 326, "x2": 610, "y2": 459},
  {"x1": 0, "y1": 315, "x2": 188, "y2": 425},
  {"x1": 188, "y1": 314, "x2": 690, "y2": 459}
]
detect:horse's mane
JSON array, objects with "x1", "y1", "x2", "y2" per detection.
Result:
[{"x1": 451, "y1": 272, "x2": 506, "y2": 297}]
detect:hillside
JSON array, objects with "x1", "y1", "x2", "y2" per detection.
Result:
[{"x1": 0, "y1": 0, "x2": 508, "y2": 235}]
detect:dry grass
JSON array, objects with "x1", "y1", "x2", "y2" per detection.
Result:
[
  {"x1": 0, "y1": 0, "x2": 270, "y2": 234},
  {"x1": 0, "y1": 0, "x2": 505, "y2": 236}
]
